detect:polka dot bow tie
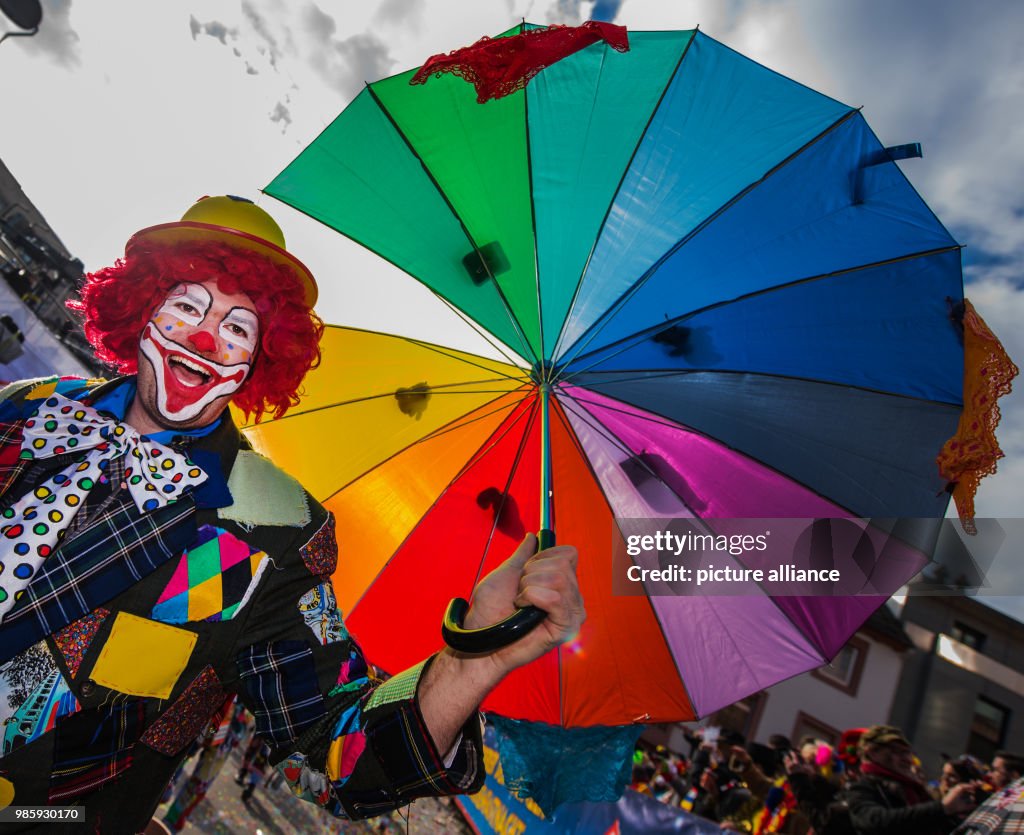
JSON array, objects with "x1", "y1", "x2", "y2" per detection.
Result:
[{"x1": 0, "y1": 393, "x2": 208, "y2": 620}]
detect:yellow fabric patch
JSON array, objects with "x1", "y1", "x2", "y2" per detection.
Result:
[
  {"x1": 89, "y1": 612, "x2": 197, "y2": 699},
  {"x1": 188, "y1": 574, "x2": 222, "y2": 621},
  {"x1": 24, "y1": 378, "x2": 59, "y2": 400},
  {"x1": 326, "y1": 735, "x2": 344, "y2": 781},
  {"x1": 0, "y1": 776, "x2": 14, "y2": 811}
]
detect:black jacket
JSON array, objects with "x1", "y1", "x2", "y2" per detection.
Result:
[{"x1": 845, "y1": 774, "x2": 957, "y2": 835}]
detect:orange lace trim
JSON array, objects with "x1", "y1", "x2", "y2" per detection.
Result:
[{"x1": 937, "y1": 299, "x2": 1019, "y2": 533}]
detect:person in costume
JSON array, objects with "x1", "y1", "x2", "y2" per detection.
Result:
[
  {"x1": 845, "y1": 725, "x2": 979, "y2": 835},
  {"x1": 0, "y1": 195, "x2": 584, "y2": 832}
]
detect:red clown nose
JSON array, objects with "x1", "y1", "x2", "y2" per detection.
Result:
[{"x1": 187, "y1": 331, "x2": 217, "y2": 354}]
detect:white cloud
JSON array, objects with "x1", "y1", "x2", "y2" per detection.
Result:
[
  {"x1": 373, "y1": 0, "x2": 425, "y2": 29},
  {"x1": 189, "y1": 16, "x2": 236, "y2": 46},
  {"x1": 545, "y1": 0, "x2": 586, "y2": 25},
  {"x1": 269, "y1": 99, "x2": 292, "y2": 131},
  {"x1": 300, "y1": 4, "x2": 395, "y2": 97},
  {"x1": 241, "y1": 0, "x2": 283, "y2": 68}
]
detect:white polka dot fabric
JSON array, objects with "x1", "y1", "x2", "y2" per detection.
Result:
[{"x1": 0, "y1": 393, "x2": 208, "y2": 620}]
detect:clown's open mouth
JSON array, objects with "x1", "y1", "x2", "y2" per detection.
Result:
[
  {"x1": 167, "y1": 354, "x2": 213, "y2": 387},
  {"x1": 140, "y1": 322, "x2": 250, "y2": 421}
]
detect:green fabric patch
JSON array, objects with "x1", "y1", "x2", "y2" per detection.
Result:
[
  {"x1": 187, "y1": 539, "x2": 221, "y2": 586},
  {"x1": 218, "y1": 451, "x2": 310, "y2": 528},
  {"x1": 365, "y1": 660, "x2": 427, "y2": 711}
]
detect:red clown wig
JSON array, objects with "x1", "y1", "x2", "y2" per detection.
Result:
[{"x1": 68, "y1": 240, "x2": 324, "y2": 423}]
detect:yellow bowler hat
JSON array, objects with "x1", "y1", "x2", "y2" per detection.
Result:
[{"x1": 127, "y1": 195, "x2": 318, "y2": 307}]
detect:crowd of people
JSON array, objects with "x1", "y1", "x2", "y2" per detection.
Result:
[{"x1": 631, "y1": 724, "x2": 1023, "y2": 834}]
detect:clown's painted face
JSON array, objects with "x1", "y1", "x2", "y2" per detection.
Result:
[{"x1": 134, "y1": 280, "x2": 259, "y2": 431}]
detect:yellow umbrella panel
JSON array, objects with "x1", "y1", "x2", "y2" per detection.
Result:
[{"x1": 239, "y1": 326, "x2": 527, "y2": 502}]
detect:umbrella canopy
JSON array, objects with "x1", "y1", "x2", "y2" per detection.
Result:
[{"x1": 250, "y1": 23, "x2": 969, "y2": 728}]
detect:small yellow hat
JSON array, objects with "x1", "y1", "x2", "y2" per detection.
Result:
[{"x1": 127, "y1": 195, "x2": 318, "y2": 307}]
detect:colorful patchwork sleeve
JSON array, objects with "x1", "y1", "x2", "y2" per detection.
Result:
[{"x1": 230, "y1": 512, "x2": 484, "y2": 820}]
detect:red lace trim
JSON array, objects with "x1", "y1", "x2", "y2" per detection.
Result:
[
  {"x1": 937, "y1": 299, "x2": 1019, "y2": 533},
  {"x1": 410, "y1": 21, "x2": 629, "y2": 103}
]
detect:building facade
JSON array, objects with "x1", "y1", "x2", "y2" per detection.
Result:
[
  {"x1": 0, "y1": 157, "x2": 99, "y2": 377},
  {"x1": 890, "y1": 591, "x2": 1024, "y2": 773}
]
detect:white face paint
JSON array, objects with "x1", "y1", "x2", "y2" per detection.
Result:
[
  {"x1": 159, "y1": 283, "x2": 211, "y2": 327},
  {"x1": 137, "y1": 282, "x2": 259, "y2": 424},
  {"x1": 220, "y1": 308, "x2": 259, "y2": 356}
]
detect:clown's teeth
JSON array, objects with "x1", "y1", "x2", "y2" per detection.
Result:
[
  {"x1": 170, "y1": 356, "x2": 211, "y2": 377},
  {"x1": 168, "y1": 356, "x2": 212, "y2": 387}
]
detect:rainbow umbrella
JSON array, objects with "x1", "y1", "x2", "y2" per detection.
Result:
[{"x1": 248, "y1": 23, "x2": 966, "y2": 749}]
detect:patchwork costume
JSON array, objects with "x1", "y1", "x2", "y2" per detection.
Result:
[{"x1": 0, "y1": 376, "x2": 483, "y2": 832}]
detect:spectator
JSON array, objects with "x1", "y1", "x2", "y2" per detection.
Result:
[
  {"x1": 939, "y1": 756, "x2": 986, "y2": 796},
  {"x1": 986, "y1": 751, "x2": 1023, "y2": 791},
  {"x1": 690, "y1": 732, "x2": 744, "y2": 820},
  {"x1": 845, "y1": 725, "x2": 978, "y2": 835},
  {"x1": 799, "y1": 737, "x2": 821, "y2": 767},
  {"x1": 784, "y1": 747, "x2": 855, "y2": 835}
]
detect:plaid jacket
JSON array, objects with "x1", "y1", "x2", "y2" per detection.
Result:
[
  {"x1": 0, "y1": 377, "x2": 483, "y2": 832},
  {"x1": 953, "y1": 779, "x2": 1024, "y2": 835}
]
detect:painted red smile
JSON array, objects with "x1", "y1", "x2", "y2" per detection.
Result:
[{"x1": 141, "y1": 323, "x2": 248, "y2": 417}]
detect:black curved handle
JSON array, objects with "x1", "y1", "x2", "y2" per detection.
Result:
[{"x1": 441, "y1": 530, "x2": 553, "y2": 653}]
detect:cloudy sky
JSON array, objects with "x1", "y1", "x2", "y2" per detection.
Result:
[{"x1": 2, "y1": 0, "x2": 1021, "y2": 617}]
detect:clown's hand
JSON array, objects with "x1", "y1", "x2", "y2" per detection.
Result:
[
  {"x1": 416, "y1": 535, "x2": 584, "y2": 758},
  {"x1": 460, "y1": 534, "x2": 585, "y2": 676}
]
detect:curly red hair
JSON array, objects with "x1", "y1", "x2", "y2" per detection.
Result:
[{"x1": 68, "y1": 240, "x2": 323, "y2": 423}]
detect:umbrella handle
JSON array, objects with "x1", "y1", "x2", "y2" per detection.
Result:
[{"x1": 441, "y1": 529, "x2": 553, "y2": 654}]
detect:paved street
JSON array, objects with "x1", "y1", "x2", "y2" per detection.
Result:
[{"x1": 155, "y1": 747, "x2": 475, "y2": 835}]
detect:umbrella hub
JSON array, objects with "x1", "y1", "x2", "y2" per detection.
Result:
[{"x1": 529, "y1": 360, "x2": 560, "y2": 386}]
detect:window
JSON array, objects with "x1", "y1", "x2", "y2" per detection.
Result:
[
  {"x1": 812, "y1": 636, "x2": 868, "y2": 695},
  {"x1": 951, "y1": 621, "x2": 987, "y2": 652},
  {"x1": 967, "y1": 696, "x2": 1009, "y2": 762},
  {"x1": 791, "y1": 712, "x2": 840, "y2": 748},
  {"x1": 708, "y1": 692, "x2": 767, "y2": 741}
]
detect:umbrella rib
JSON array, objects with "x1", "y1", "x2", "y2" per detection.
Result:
[
  {"x1": 523, "y1": 59, "x2": 545, "y2": 365},
  {"x1": 549, "y1": 28, "x2": 699, "y2": 363},
  {"x1": 441, "y1": 392, "x2": 537, "y2": 490},
  {"x1": 470, "y1": 394, "x2": 543, "y2": 593},
  {"x1": 556, "y1": 391, "x2": 704, "y2": 520},
  {"x1": 562, "y1": 366, "x2": 964, "y2": 409},
  {"x1": 342, "y1": 394, "x2": 539, "y2": 622},
  {"x1": 559, "y1": 391, "x2": 841, "y2": 683},
  {"x1": 319, "y1": 387, "x2": 536, "y2": 505},
  {"x1": 560, "y1": 244, "x2": 963, "y2": 382},
  {"x1": 366, "y1": 85, "x2": 541, "y2": 367},
  {"x1": 263, "y1": 179, "x2": 530, "y2": 371},
  {"x1": 559, "y1": 388, "x2": 835, "y2": 631},
  {"x1": 560, "y1": 386, "x2": 867, "y2": 518},
  {"x1": 433, "y1": 293, "x2": 531, "y2": 371},
  {"x1": 243, "y1": 379, "x2": 530, "y2": 426},
  {"x1": 549, "y1": 395, "x2": 699, "y2": 720},
  {"x1": 555, "y1": 107, "x2": 862, "y2": 371},
  {"x1": 321, "y1": 323, "x2": 529, "y2": 382}
]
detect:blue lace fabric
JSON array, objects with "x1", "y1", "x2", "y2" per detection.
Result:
[{"x1": 487, "y1": 714, "x2": 645, "y2": 816}]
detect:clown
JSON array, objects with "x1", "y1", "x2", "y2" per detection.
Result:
[
  {"x1": 0, "y1": 196, "x2": 584, "y2": 832},
  {"x1": 137, "y1": 281, "x2": 259, "y2": 425}
]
